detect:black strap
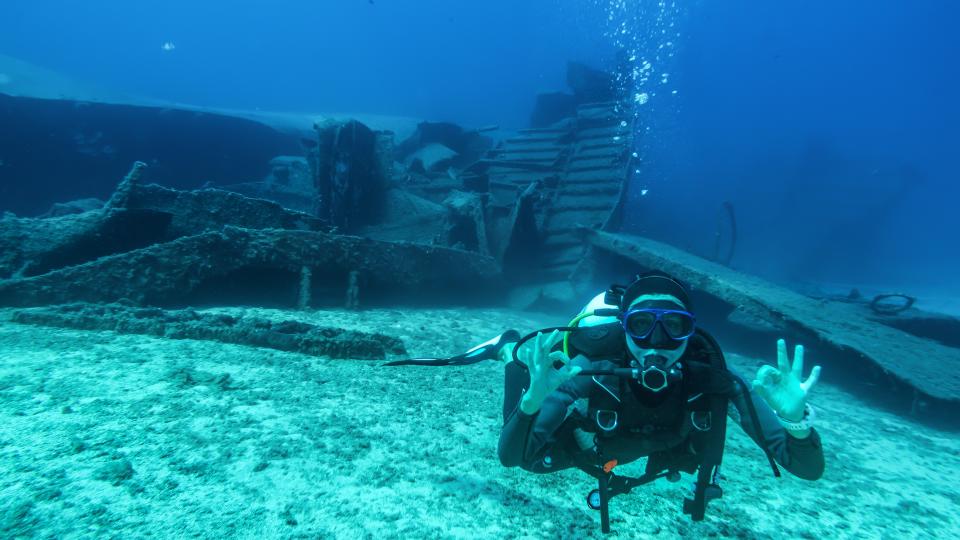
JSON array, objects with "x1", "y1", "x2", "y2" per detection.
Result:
[
  {"x1": 570, "y1": 437, "x2": 666, "y2": 534},
  {"x1": 511, "y1": 326, "x2": 579, "y2": 365},
  {"x1": 598, "y1": 461, "x2": 610, "y2": 533},
  {"x1": 695, "y1": 330, "x2": 780, "y2": 479},
  {"x1": 683, "y1": 464, "x2": 715, "y2": 521},
  {"x1": 601, "y1": 470, "x2": 666, "y2": 494},
  {"x1": 728, "y1": 372, "x2": 781, "y2": 478},
  {"x1": 573, "y1": 450, "x2": 665, "y2": 490},
  {"x1": 683, "y1": 381, "x2": 730, "y2": 521}
]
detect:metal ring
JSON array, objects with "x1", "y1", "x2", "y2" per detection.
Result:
[
  {"x1": 596, "y1": 410, "x2": 618, "y2": 432},
  {"x1": 869, "y1": 293, "x2": 915, "y2": 315},
  {"x1": 641, "y1": 365, "x2": 669, "y2": 392},
  {"x1": 691, "y1": 411, "x2": 712, "y2": 432}
]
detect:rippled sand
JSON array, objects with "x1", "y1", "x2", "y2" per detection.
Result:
[{"x1": 1, "y1": 306, "x2": 956, "y2": 539}]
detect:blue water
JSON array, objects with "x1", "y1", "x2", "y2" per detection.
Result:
[
  {"x1": 0, "y1": 1, "x2": 607, "y2": 126},
  {"x1": 633, "y1": 1, "x2": 960, "y2": 302},
  {"x1": 2, "y1": 4, "x2": 960, "y2": 538},
  {"x1": 1, "y1": 0, "x2": 957, "y2": 303}
]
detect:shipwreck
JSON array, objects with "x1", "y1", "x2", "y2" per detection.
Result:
[{"x1": 0, "y1": 58, "x2": 957, "y2": 426}]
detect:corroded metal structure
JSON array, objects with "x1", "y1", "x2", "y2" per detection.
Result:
[{"x1": 464, "y1": 102, "x2": 634, "y2": 282}]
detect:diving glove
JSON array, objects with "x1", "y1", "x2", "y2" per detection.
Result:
[
  {"x1": 518, "y1": 330, "x2": 582, "y2": 414},
  {"x1": 752, "y1": 339, "x2": 821, "y2": 432}
]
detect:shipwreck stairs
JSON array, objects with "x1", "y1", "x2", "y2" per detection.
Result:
[{"x1": 485, "y1": 102, "x2": 634, "y2": 281}]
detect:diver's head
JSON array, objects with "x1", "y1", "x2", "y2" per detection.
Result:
[{"x1": 618, "y1": 272, "x2": 696, "y2": 374}]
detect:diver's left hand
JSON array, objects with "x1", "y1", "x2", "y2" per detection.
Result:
[{"x1": 752, "y1": 339, "x2": 821, "y2": 421}]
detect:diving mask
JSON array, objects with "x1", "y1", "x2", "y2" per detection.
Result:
[{"x1": 622, "y1": 308, "x2": 696, "y2": 341}]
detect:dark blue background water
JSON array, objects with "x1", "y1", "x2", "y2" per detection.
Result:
[
  {"x1": 638, "y1": 1, "x2": 960, "y2": 305},
  {"x1": 1, "y1": 1, "x2": 957, "y2": 305},
  {"x1": 0, "y1": 0, "x2": 605, "y2": 125}
]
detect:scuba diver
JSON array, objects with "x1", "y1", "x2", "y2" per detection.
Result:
[
  {"x1": 386, "y1": 270, "x2": 824, "y2": 532},
  {"x1": 496, "y1": 271, "x2": 824, "y2": 532}
]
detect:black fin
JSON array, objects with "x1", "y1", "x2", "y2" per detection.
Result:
[{"x1": 382, "y1": 330, "x2": 521, "y2": 367}]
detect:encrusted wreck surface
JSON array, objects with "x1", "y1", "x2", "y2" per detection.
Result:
[
  {"x1": 0, "y1": 226, "x2": 501, "y2": 308},
  {"x1": 466, "y1": 102, "x2": 633, "y2": 285},
  {"x1": 9, "y1": 303, "x2": 406, "y2": 359},
  {"x1": 122, "y1": 183, "x2": 329, "y2": 237},
  {"x1": 0, "y1": 165, "x2": 328, "y2": 280},
  {"x1": 583, "y1": 229, "x2": 960, "y2": 411}
]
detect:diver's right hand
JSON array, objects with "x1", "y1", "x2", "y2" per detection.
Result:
[{"x1": 518, "y1": 330, "x2": 582, "y2": 414}]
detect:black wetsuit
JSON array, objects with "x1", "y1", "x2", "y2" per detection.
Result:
[{"x1": 497, "y1": 345, "x2": 825, "y2": 481}]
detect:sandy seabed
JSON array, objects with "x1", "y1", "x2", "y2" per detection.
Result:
[{"x1": 0, "y1": 306, "x2": 957, "y2": 539}]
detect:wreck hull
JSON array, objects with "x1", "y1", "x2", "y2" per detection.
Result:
[
  {"x1": 0, "y1": 227, "x2": 503, "y2": 309},
  {"x1": 0, "y1": 93, "x2": 302, "y2": 216},
  {"x1": 584, "y1": 229, "x2": 960, "y2": 425}
]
